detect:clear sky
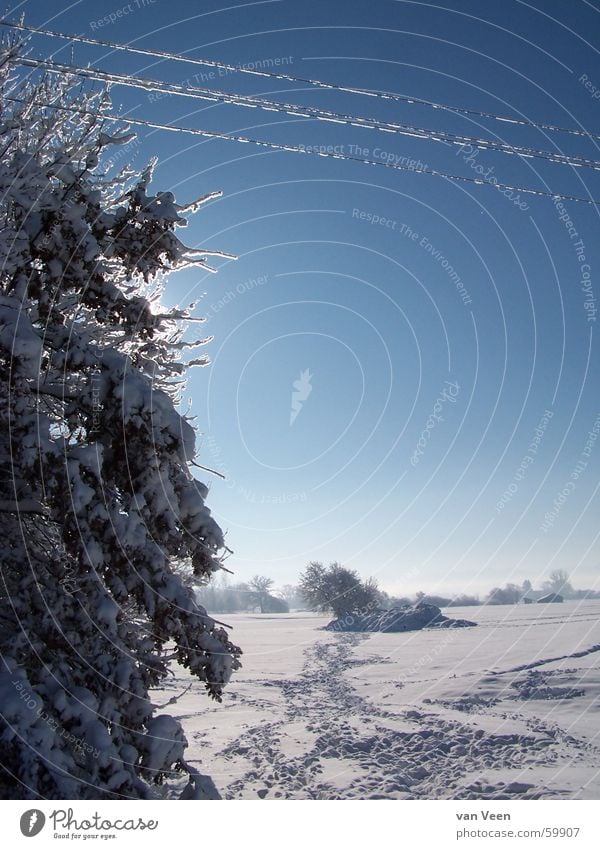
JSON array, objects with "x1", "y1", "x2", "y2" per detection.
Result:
[{"x1": 11, "y1": 0, "x2": 600, "y2": 596}]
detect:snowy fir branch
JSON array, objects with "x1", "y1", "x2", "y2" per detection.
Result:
[{"x1": 0, "y1": 39, "x2": 241, "y2": 800}]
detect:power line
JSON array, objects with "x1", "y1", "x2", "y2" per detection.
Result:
[
  {"x1": 16, "y1": 56, "x2": 600, "y2": 172},
  {"x1": 3, "y1": 17, "x2": 599, "y2": 143},
  {"x1": 9, "y1": 96, "x2": 600, "y2": 206}
]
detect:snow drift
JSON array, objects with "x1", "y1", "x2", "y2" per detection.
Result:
[{"x1": 325, "y1": 602, "x2": 477, "y2": 633}]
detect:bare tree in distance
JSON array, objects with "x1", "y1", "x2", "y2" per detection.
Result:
[
  {"x1": 543, "y1": 569, "x2": 574, "y2": 598},
  {"x1": 249, "y1": 575, "x2": 275, "y2": 613}
]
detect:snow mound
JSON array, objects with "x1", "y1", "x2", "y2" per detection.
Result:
[{"x1": 325, "y1": 602, "x2": 477, "y2": 633}]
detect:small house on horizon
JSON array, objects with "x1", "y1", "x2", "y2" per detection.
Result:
[{"x1": 537, "y1": 593, "x2": 564, "y2": 604}]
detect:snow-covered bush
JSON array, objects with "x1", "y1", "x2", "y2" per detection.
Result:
[
  {"x1": 0, "y1": 42, "x2": 241, "y2": 799},
  {"x1": 299, "y1": 561, "x2": 381, "y2": 618}
]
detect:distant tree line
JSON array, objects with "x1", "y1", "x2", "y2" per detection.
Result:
[
  {"x1": 196, "y1": 565, "x2": 599, "y2": 617},
  {"x1": 296, "y1": 564, "x2": 599, "y2": 616},
  {"x1": 195, "y1": 575, "x2": 289, "y2": 614},
  {"x1": 484, "y1": 570, "x2": 589, "y2": 605},
  {"x1": 407, "y1": 570, "x2": 599, "y2": 607}
]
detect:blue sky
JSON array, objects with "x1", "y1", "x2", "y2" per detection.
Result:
[{"x1": 11, "y1": 0, "x2": 600, "y2": 595}]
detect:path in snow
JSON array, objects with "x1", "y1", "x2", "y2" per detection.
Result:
[
  {"x1": 216, "y1": 635, "x2": 585, "y2": 799},
  {"x1": 161, "y1": 604, "x2": 600, "y2": 799}
]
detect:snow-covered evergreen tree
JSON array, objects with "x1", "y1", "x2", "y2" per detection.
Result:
[{"x1": 0, "y1": 43, "x2": 241, "y2": 799}]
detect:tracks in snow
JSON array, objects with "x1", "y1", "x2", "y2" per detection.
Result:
[
  {"x1": 217, "y1": 633, "x2": 575, "y2": 800},
  {"x1": 491, "y1": 643, "x2": 600, "y2": 675}
]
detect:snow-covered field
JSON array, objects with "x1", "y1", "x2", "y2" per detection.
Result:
[{"x1": 156, "y1": 601, "x2": 600, "y2": 800}]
